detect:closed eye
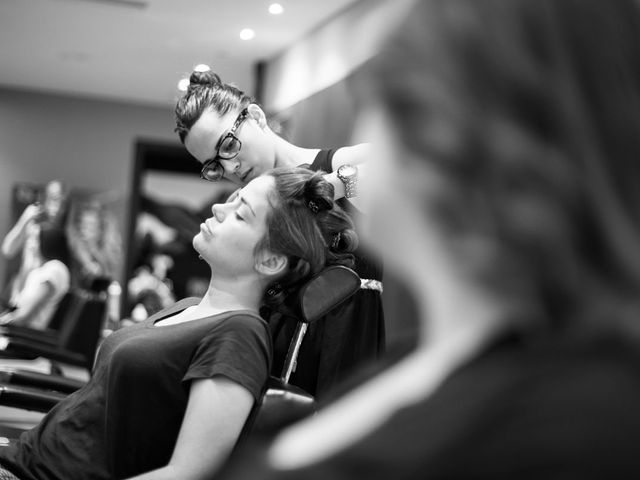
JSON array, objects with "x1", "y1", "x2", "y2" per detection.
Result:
[{"x1": 226, "y1": 188, "x2": 241, "y2": 204}]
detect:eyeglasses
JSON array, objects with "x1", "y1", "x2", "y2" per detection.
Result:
[{"x1": 201, "y1": 108, "x2": 249, "y2": 182}]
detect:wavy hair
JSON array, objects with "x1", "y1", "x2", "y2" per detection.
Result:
[{"x1": 259, "y1": 167, "x2": 357, "y2": 308}]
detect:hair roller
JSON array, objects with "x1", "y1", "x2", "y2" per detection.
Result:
[
  {"x1": 303, "y1": 177, "x2": 332, "y2": 213},
  {"x1": 335, "y1": 228, "x2": 358, "y2": 253}
]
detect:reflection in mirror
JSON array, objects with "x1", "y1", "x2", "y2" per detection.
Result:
[{"x1": 124, "y1": 142, "x2": 235, "y2": 323}]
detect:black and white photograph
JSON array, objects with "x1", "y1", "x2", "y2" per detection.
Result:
[{"x1": 0, "y1": 0, "x2": 638, "y2": 478}]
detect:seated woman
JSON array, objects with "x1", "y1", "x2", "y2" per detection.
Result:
[
  {"x1": 219, "y1": 0, "x2": 640, "y2": 478},
  {"x1": 0, "y1": 226, "x2": 70, "y2": 330},
  {"x1": 0, "y1": 168, "x2": 356, "y2": 480},
  {"x1": 1, "y1": 180, "x2": 69, "y2": 311}
]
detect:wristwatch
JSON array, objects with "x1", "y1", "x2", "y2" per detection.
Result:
[{"x1": 337, "y1": 164, "x2": 359, "y2": 199}]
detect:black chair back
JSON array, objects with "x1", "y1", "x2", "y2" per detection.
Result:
[
  {"x1": 57, "y1": 290, "x2": 107, "y2": 369},
  {"x1": 240, "y1": 266, "x2": 360, "y2": 441}
]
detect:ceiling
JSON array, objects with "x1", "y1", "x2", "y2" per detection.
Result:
[{"x1": 0, "y1": 0, "x2": 359, "y2": 107}]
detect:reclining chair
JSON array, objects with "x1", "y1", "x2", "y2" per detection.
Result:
[
  {"x1": 0, "y1": 288, "x2": 107, "y2": 371},
  {"x1": 0, "y1": 266, "x2": 360, "y2": 440}
]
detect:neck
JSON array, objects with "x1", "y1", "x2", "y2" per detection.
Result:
[
  {"x1": 271, "y1": 131, "x2": 320, "y2": 168},
  {"x1": 408, "y1": 252, "x2": 507, "y2": 354},
  {"x1": 195, "y1": 274, "x2": 262, "y2": 316}
]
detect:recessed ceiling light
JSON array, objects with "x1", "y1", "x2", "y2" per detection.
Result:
[
  {"x1": 177, "y1": 78, "x2": 190, "y2": 91},
  {"x1": 239, "y1": 28, "x2": 255, "y2": 40},
  {"x1": 269, "y1": 3, "x2": 284, "y2": 15},
  {"x1": 194, "y1": 64, "x2": 210, "y2": 72}
]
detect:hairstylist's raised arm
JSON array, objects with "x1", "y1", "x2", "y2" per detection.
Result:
[
  {"x1": 322, "y1": 143, "x2": 371, "y2": 211},
  {"x1": 1, "y1": 204, "x2": 41, "y2": 258}
]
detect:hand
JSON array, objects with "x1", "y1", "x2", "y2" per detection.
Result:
[
  {"x1": 0, "y1": 312, "x2": 15, "y2": 325},
  {"x1": 21, "y1": 204, "x2": 44, "y2": 223},
  {"x1": 84, "y1": 261, "x2": 102, "y2": 277}
]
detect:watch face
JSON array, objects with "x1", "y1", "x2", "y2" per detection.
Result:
[{"x1": 339, "y1": 165, "x2": 357, "y2": 178}]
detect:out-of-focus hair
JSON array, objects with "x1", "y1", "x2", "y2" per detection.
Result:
[
  {"x1": 362, "y1": 0, "x2": 640, "y2": 336},
  {"x1": 259, "y1": 167, "x2": 357, "y2": 308},
  {"x1": 66, "y1": 200, "x2": 122, "y2": 280},
  {"x1": 174, "y1": 69, "x2": 254, "y2": 143}
]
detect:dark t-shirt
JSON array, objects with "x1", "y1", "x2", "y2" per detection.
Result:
[
  {"x1": 221, "y1": 334, "x2": 640, "y2": 479},
  {"x1": 0, "y1": 299, "x2": 272, "y2": 480},
  {"x1": 269, "y1": 149, "x2": 385, "y2": 398}
]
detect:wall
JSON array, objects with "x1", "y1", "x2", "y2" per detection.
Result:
[
  {"x1": 262, "y1": 0, "x2": 412, "y2": 113},
  {"x1": 0, "y1": 88, "x2": 179, "y2": 284}
]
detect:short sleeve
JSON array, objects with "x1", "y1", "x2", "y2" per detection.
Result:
[
  {"x1": 309, "y1": 149, "x2": 336, "y2": 174},
  {"x1": 183, "y1": 314, "x2": 272, "y2": 402}
]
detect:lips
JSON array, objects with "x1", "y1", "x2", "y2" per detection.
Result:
[
  {"x1": 239, "y1": 168, "x2": 253, "y2": 183},
  {"x1": 200, "y1": 220, "x2": 214, "y2": 236}
]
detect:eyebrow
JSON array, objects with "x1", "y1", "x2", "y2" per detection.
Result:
[{"x1": 239, "y1": 195, "x2": 256, "y2": 218}]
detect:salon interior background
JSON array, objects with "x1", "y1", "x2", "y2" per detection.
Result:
[{"x1": 0, "y1": 0, "x2": 414, "y2": 345}]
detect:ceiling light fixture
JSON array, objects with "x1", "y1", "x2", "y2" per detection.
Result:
[
  {"x1": 177, "y1": 78, "x2": 190, "y2": 91},
  {"x1": 239, "y1": 28, "x2": 255, "y2": 40},
  {"x1": 269, "y1": 3, "x2": 284, "y2": 15}
]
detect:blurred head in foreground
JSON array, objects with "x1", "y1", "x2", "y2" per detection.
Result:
[{"x1": 356, "y1": 0, "x2": 640, "y2": 341}]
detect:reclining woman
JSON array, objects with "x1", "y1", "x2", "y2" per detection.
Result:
[{"x1": 0, "y1": 168, "x2": 356, "y2": 480}]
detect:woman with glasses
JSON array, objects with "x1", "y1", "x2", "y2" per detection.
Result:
[
  {"x1": 175, "y1": 69, "x2": 385, "y2": 399},
  {"x1": 0, "y1": 168, "x2": 357, "y2": 480}
]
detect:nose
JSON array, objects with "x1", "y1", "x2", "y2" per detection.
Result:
[
  {"x1": 219, "y1": 158, "x2": 240, "y2": 176},
  {"x1": 211, "y1": 204, "x2": 224, "y2": 222}
]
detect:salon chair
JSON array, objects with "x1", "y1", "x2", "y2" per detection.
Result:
[
  {"x1": 0, "y1": 265, "x2": 361, "y2": 445},
  {"x1": 244, "y1": 265, "x2": 360, "y2": 437},
  {"x1": 0, "y1": 288, "x2": 107, "y2": 371}
]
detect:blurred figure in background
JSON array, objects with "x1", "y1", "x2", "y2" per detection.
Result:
[
  {"x1": 0, "y1": 227, "x2": 70, "y2": 329},
  {"x1": 222, "y1": 0, "x2": 640, "y2": 478},
  {"x1": 67, "y1": 199, "x2": 122, "y2": 290},
  {"x1": 1, "y1": 180, "x2": 69, "y2": 312}
]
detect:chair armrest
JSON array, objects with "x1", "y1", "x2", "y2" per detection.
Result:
[
  {"x1": 0, "y1": 368, "x2": 85, "y2": 394},
  {"x1": 250, "y1": 377, "x2": 316, "y2": 436},
  {"x1": 0, "y1": 325, "x2": 58, "y2": 346},
  {"x1": 0, "y1": 336, "x2": 89, "y2": 368},
  {"x1": 0, "y1": 384, "x2": 66, "y2": 413}
]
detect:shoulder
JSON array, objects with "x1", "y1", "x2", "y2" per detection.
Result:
[
  {"x1": 217, "y1": 312, "x2": 270, "y2": 339},
  {"x1": 308, "y1": 144, "x2": 370, "y2": 173}
]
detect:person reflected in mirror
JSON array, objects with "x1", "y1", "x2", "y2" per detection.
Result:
[{"x1": 2, "y1": 180, "x2": 69, "y2": 309}]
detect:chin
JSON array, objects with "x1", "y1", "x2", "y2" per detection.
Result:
[{"x1": 192, "y1": 234, "x2": 203, "y2": 253}]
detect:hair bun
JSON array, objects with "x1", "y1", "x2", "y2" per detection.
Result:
[{"x1": 188, "y1": 70, "x2": 222, "y2": 88}]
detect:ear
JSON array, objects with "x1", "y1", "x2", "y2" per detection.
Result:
[
  {"x1": 247, "y1": 103, "x2": 268, "y2": 130},
  {"x1": 255, "y1": 249, "x2": 288, "y2": 278}
]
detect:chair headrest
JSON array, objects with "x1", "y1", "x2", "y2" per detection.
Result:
[{"x1": 299, "y1": 266, "x2": 360, "y2": 324}]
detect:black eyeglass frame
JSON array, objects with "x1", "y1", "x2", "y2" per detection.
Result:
[{"x1": 200, "y1": 108, "x2": 250, "y2": 182}]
